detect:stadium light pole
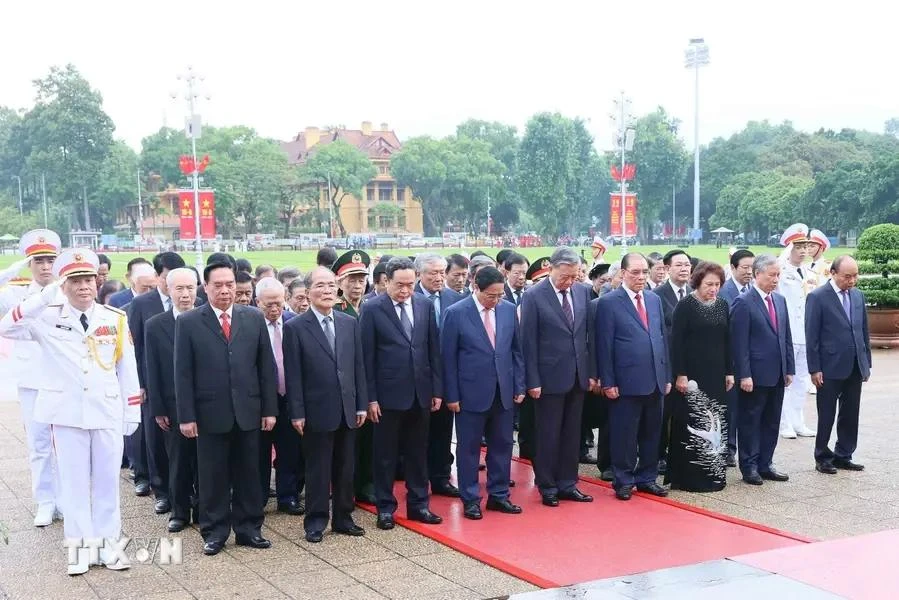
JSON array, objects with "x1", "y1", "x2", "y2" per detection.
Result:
[{"x1": 685, "y1": 38, "x2": 709, "y2": 238}]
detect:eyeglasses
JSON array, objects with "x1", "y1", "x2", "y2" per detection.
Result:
[{"x1": 626, "y1": 269, "x2": 650, "y2": 276}]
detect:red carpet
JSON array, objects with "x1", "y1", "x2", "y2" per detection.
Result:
[{"x1": 358, "y1": 457, "x2": 811, "y2": 588}]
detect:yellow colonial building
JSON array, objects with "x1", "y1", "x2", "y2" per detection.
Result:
[{"x1": 280, "y1": 122, "x2": 423, "y2": 235}]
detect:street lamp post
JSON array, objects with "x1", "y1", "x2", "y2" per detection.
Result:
[
  {"x1": 611, "y1": 91, "x2": 635, "y2": 255},
  {"x1": 173, "y1": 67, "x2": 208, "y2": 272},
  {"x1": 685, "y1": 38, "x2": 709, "y2": 238},
  {"x1": 10, "y1": 176, "x2": 22, "y2": 215}
]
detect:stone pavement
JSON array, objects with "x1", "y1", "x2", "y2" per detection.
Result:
[{"x1": 1, "y1": 349, "x2": 898, "y2": 600}]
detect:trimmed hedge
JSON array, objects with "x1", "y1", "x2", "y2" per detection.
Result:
[
  {"x1": 857, "y1": 224, "x2": 899, "y2": 308},
  {"x1": 856, "y1": 224, "x2": 899, "y2": 263}
]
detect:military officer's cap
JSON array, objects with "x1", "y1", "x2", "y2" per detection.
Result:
[
  {"x1": 809, "y1": 228, "x2": 829, "y2": 252},
  {"x1": 589, "y1": 263, "x2": 611, "y2": 280},
  {"x1": 780, "y1": 223, "x2": 811, "y2": 247},
  {"x1": 592, "y1": 236, "x2": 607, "y2": 253},
  {"x1": 332, "y1": 250, "x2": 370, "y2": 278},
  {"x1": 527, "y1": 256, "x2": 552, "y2": 282},
  {"x1": 19, "y1": 229, "x2": 62, "y2": 258},
  {"x1": 53, "y1": 248, "x2": 100, "y2": 279}
]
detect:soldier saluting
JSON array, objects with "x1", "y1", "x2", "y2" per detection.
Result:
[{"x1": 0, "y1": 248, "x2": 141, "y2": 575}]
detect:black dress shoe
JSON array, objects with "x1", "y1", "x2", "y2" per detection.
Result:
[
  {"x1": 235, "y1": 535, "x2": 271, "y2": 549},
  {"x1": 376, "y1": 513, "x2": 395, "y2": 530},
  {"x1": 463, "y1": 503, "x2": 483, "y2": 520},
  {"x1": 816, "y1": 462, "x2": 838, "y2": 475},
  {"x1": 431, "y1": 482, "x2": 460, "y2": 497},
  {"x1": 134, "y1": 480, "x2": 150, "y2": 497},
  {"x1": 743, "y1": 473, "x2": 763, "y2": 485},
  {"x1": 725, "y1": 453, "x2": 737, "y2": 468},
  {"x1": 600, "y1": 469, "x2": 614, "y2": 482},
  {"x1": 333, "y1": 523, "x2": 365, "y2": 536},
  {"x1": 615, "y1": 486, "x2": 633, "y2": 501},
  {"x1": 658, "y1": 459, "x2": 668, "y2": 475},
  {"x1": 155, "y1": 498, "x2": 171, "y2": 514},
  {"x1": 408, "y1": 509, "x2": 443, "y2": 525},
  {"x1": 760, "y1": 469, "x2": 789, "y2": 482},
  {"x1": 486, "y1": 497, "x2": 522, "y2": 514},
  {"x1": 277, "y1": 499, "x2": 305, "y2": 515},
  {"x1": 636, "y1": 482, "x2": 669, "y2": 497},
  {"x1": 509, "y1": 479, "x2": 516, "y2": 487},
  {"x1": 541, "y1": 494, "x2": 559, "y2": 507},
  {"x1": 203, "y1": 540, "x2": 225, "y2": 555},
  {"x1": 478, "y1": 463, "x2": 487, "y2": 471},
  {"x1": 558, "y1": 488, "x2": 593, "y2": 502},
  {"x1": 167, "y1": 518, "x2": 187, "y2": 533},
  {"x1": 305, "y1": 530, "x2": 323, "y2": 543},
  {"x1": 833, "y1": 459, "x2": 865, "y2": 471},
  {"x1": 579, "y1": 454, "x2": 598, "y2": 465}
]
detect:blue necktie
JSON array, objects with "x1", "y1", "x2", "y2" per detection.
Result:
[{"x1": 841, "y1": 290, "x2": 851, "y2": 321}]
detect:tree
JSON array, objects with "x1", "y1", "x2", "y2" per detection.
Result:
[
  {"x1": 304, "y1": 141, "x2": 376, "y2": 236},
  {"x1": 391, "y1": 137, "x2": 451, "y2": 235},
  {"x1": 90, "y1": 140, "x2": 139, "y2": 232},
  {"x1": 277, "y1": 165, "x2": 320, "y2": 237},
  {"x1": 456, "y1": 120, "x2": 521, "y2": 231}
]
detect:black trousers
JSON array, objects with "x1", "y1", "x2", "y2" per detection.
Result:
[
  {"x1": 162, "y1": 424, "x2": 198, "y2": 522},
  {"x1": 658, "y1": 392, "x2": 674, "y2": 461},
  {"x1": 534, "y1": 387, "x2": 584, "y2": 495},
  {"x1": 354, "y1": 420, "x2": 374, "y2": 496},
  {"x1": 197, "y1": 425, "x2": 264, "y2": 542},
  {"x1": 373, "y1": 405, "x2": 430, "y2": 515},
  {"x1": 738, "y1": 384, "x2": 784, "y2": 476},
  {"x1": 815, "y1": 365, "x2": 863, "y2": 464},
  {"x1": 580, "y1": 392, "x2": 611, "y2": 470},
  {"x1": 303, "y1": 423, "x2": 356, "y2": 533},
  {"x1": 726, "y1": 385, "x2": 739, "y2": 456},
  {"x1": 517, "y1": 396, "x2": 537, "y2": 461},
  {"x1": 259, "y1": 396, "x2": 305, "y2": 505},
  {"x1": 143, "y1": 402, "x2": 169, "y2": 498},
  {"x1": 427, "y1": 402, "x2": 455, "y2": 485},
  {"x1": 608, "y1": 393, "x2": 663, "y2": 488}
]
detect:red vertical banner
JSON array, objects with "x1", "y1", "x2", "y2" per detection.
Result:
[
  {"x1": 609, "y1": 193, "x2": 638, "y2": 237},
  {"x1": 178, "y1": 190, "x2": 216, "y2": 239}
]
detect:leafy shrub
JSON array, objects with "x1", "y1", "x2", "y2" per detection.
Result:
[
  {"x1": 856, "y1": 224, "x2": 899, "y2": 263},
  {"x1": 856, "y1": 224, "x2": 899, "y2": 308}
]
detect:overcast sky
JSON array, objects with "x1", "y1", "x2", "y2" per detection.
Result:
[{"x1": 2, "y1": 1, "x2": 895, "y2": 153}]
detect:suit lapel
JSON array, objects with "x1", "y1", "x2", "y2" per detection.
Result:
[
  {"x1": 380, "y1": 295, "x2": 409, "y2": 341},
  {"x1": 617, "y1": 288, "x2": 645, "y2": 329},
  {"x1": 162, "y1": 311, "x2": 176, "y2": 344},
  {"x1": 200, "y1": 304, "x2": 229, "y2": 344},
  {"x1": 750, "y1": 290, "x2": 777, "y2": 333},
  {"x1": 303, "y1": 311, "x2": 336, "y2": 361},
  {"x1": 825, "y1": 285, "x2": 852, "y2": 324},
  {"x1": 229, "y1": 305, "x2": 244, "y2": 343},
  {"x1": 466, "y1": 297, "x2": 493, "y2": 348},
  {"x1": 412, "y1": 295, "x2": 428, "y2": 343},
  {"x1": 540, "y1": 280, "x2": 571, "y2": 331}
]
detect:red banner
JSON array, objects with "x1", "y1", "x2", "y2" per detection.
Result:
[
  {"x1": 610, "y1": 163, "x2": 636, "y2": 182},
  {"x1": 179, "y1": 190, "x2": 216, "y2": 240},
  {"x1": 609, "y1": 193, "x2": 638, "y2": 237}
]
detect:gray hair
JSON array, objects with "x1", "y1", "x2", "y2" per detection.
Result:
[
  {"x1": 607, "y1": 264, "x2": 620, "y2": 278},
  {"x1": 255, "y1": 276, "x2": 284, "y2": 297},
  {"x1": 550, "y1": 246, "x2": 580, "y2": 267},
  {"x1": 468, "y1": 255, "x2": 495, "y2": 277},
  {"x1": 166, "y1": 267, "x2": 197, "y2": 290},
  {"x1": 304, "y1": 266, "x2": 335, "y2": 288},
  {"x1": 414, "y1": 253, "x2": 447, "y2": 274},
  {"x1": 753, "y1": 254, "x2": 779, "y2": 276},
  {"x1": 276, "y1": 267, "x2": 301, "y2": 285}
]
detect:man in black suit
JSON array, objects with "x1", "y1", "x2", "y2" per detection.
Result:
[
  {"x1": 652, "y1": 249, "x2": 692, "y2": 473},
  {"x1": 806, "y1": 255, "x2": 870, "y2": 474},
  {"x1": 175, "y1": 262, "x2": 278, "y2": 555},
  {"x1": 254, "y1": 276, "x2": 304, "y2": 515},
  {"x1": 127, "y1": 251, "x2": 185, "y2": 510},
  {"x1": 145, "y1": 267, "x2": 199, "y2": 533},
  {"x1": 520, "y1": 247, "x2": 598, "y2": 507},
  {"x1": 360, "y1": 257, "x2": 444, "y2": 530},
  {"x1": 414, "y1": 253, "x2": 464, "y2": 498},
  {"x1": 503, "y1": 253, "x2": 529, "y2": 306},
  {"x1": 284, "y1": 267, "x2": 368, "y2": 543}
]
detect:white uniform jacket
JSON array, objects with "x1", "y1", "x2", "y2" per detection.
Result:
[
  {"x1": 776, "y1": 260, "x2": 817, "y2": 346},
  {"x1": 0, "y1": 280, "x2": 64, "y2": 390}
]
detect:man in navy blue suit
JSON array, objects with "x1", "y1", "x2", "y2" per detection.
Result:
[
  {"x1": 805, "y1": 255, "x2": 871, "y2": 474},
  {"x1": 598, "y1": 253, "x2": 671, "y2": 501},
  {"x1": 107, "y1": 257, "x2": 151, "y2": 308},
  {"x1": 719, "y1": 249, "x2": 755, "y2": 466},
  {"x1": 414, "y1": 253, "x2": 464, "y2": 498},
  {"x1": 442, "y1": 266, "x2": 525, "y2": 520},
  {"x1": 361, "y1": 257, "x2": 444, "y2": 530},
  {"x1": 520, "y1": 247, "x2": 597, "y2": 507},
  {"x1": 730, "y1": 254, "x2": 795, "y2": 485}
]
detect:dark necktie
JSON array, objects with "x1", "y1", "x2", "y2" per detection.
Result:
[
  {"x1": 322, "y1": 316, "x2": 336, "y2": 353},
  {"x1": 80, "y1": 313, "x2": 89, "y2": 331},
  {"x1": 429, "y1": 293, "x2": 440, "y2": 323},
  {"x1": 514, "y1": 290, "x2": 521, "y2": 305},
  {"x1": 841, "y1": 290, "x2": 851, "y2": 321},
  {"x1": 399, "y1": 302, "x2": 413, "y2": 339},
  {"x1": 560, "y1": 289, "x2": 573, "y2": 327},
  {"x1": 677, "y1": 288, "x2": 684, "y2": 301},
  {"x1": 797, "y1": 267, "x2": 803, "y2": 278}
]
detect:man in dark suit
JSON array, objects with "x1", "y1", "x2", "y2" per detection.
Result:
[
  {"x1": 442, "y1": 266, "x2": 525, "y2": 520},
  {"x1": 360, "y1": 257, "x2": 444, "y2": 530},
  {"x1": 127, "y1": 251, "x2": 185, "y2": 510},
  {"x1": 108, "y1": 257, "x2": 151, "y2": 308},
  {"x1": 145, "y1": 267, "x2": 199, "y2": 533},
  {"x1": 520, "y1": 247, "x2": 597, "y2": 507},
  {"x1": 503, "y1": 253, "x2": 529, "y2": 306},
  {"x1": 652, "y1": 249, "x2": 692, "y2": 474},
  {"x1": 805, "y1": 255, "x2": 870, "y2": 474},
  {"x1": 414, "y1": 253, "x2": 464, "y2": 497},
  {"x1": 175, "y1": 262, "x2": 278, "y2": 555},
  {"x1": 719, "y1": 249, "x2": 755, "y2": 466},
  {"x1": 730, "y1": 254, "x2": 795, "y2": 485},
  {"x1": 254, "y1": 277, "x2": 304, "y2": 515},
  {"x1": 284, "y1": 267, "x2": 368, "y2": 543},
  {"x1": 598, "y1": 253, "x2": 671, "y2": 500}
]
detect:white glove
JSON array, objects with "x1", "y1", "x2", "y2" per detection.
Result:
[
  {"x1": 123, "y1": 422, "x2": 139, "y2": 436},
  {"x1": 40, "y1": 277, "x2": 65, "y2": 303},
  {"x1": 0, "y1": 257, "x2": 32, "y2": 285}
]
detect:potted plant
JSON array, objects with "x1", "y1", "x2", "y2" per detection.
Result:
[{"x1": 856, "y1": 223, "x2": 899, "y2": 348}]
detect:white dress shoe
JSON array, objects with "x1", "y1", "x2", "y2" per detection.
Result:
[
  {"x1": 780, "y1": 427, "x2": 797, "y2": 439},
  {"x1": 33, "y1": 503, "x2": 55, "y2": 527},
  {"x1": 795, "y1": 426, "x2": 816, "y2": 437},
  {"x1": 100, "y1": 547, "x2": 131, "y2": 571},
  {"x1": 67, "y1": 548, "x2": 90, "y2": 576}
]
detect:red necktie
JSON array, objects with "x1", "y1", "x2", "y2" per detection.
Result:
[
  {"x1": 635, "y1": 293, "x2": 649, "y2": 329},
  {"x1": 765, "y1": 295, "x2": 778, "y2": 332},
  {"x1": 220, "y1": 312, "x2": 231, "y2": 341}
]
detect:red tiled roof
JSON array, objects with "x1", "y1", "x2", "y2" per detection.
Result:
[{"x1": 281, "y1": 126, "x2": 402, "y2": 165}]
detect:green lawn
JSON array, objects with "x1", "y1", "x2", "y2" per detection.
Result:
[{"x1": 0, "y1": 244, "x2": 777, "y2": 282}]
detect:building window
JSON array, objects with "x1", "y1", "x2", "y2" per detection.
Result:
[
  {"x1": 397, "y1": 188, "x2": 405, "y2": 203},
  {"x1": 367, "y1": 186, "x2": 375, "y2": 203},
  {"x1": 379, "y1": 185, "x2": 393, "y2": 203},
  {"x1": 379, "y1": 165, "x2": 389, "y2": 176}
]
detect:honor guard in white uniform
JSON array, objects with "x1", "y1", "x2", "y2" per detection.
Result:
[
  {"x1": 808, "y1": 229, "x2": 832, "y2": 286},
  {"x1": 0, "y1": 248, "x2": 141, "y2": 575},
  {"x1": 590, "y1": 236, "x2": 607, "y2": 267},
  {"x1": 777, "y1": 224, "x2": 819, "y2": 439},
  {"x1": 0, "y1": 229, "x2": 63, "y2": 527}
]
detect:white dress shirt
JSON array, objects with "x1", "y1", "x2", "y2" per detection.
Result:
[
  {"x1": 668, "y1": 279, "x2": 688, "y2": 301},
  {"x1": 210, "y1": 304, "x2": 233, "y2": 322},
  {"x1": 158, "y1": 288, "x2": 171, "y2": 311},
  {"x1": 394, "y1": 299, "x2": 414, "y2": 324},
  {"x1": 620, "y1": 284, "x2": 644, "y2": 311}
]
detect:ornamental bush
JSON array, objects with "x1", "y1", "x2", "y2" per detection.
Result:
[{"x1": 857, "y1": 224, "x2": 899, "y2": 308}]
